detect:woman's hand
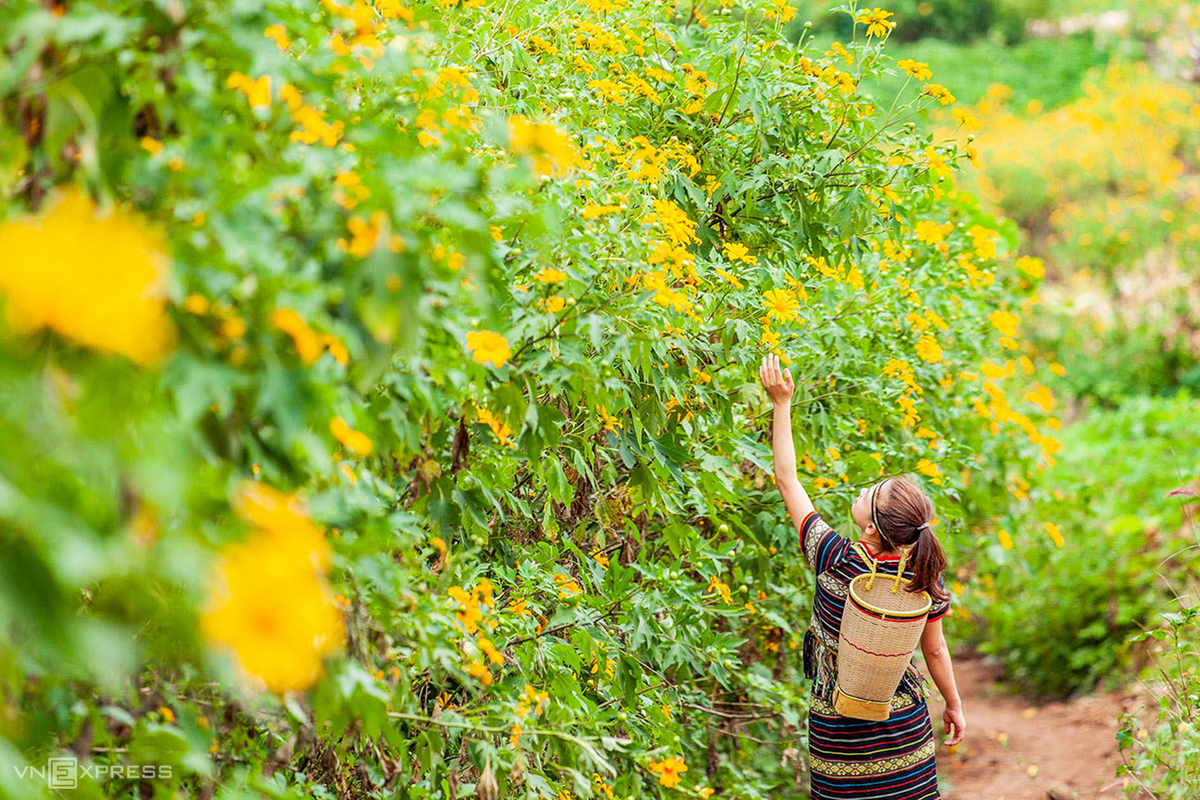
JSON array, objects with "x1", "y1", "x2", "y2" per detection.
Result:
[
  {"x1": 942, "y1": 705, "x2": 966, "y2": 747},
  {"x1": 759, "y1": 353, "x2": 794, "y2": 407}
]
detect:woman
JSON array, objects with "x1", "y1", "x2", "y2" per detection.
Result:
[{"x1": 759, "y1": 354, "x2": 966, "y2": 799}]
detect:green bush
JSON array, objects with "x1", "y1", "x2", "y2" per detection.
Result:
[
  {"x1": 1031, "y1": 314, "x2": 1200, "y2": 408},
  {"x1": 0, "y1": 0, "x2": 1048, "y2": 797},
  {"x1": 963, "y1": 394, "x2": 1200, "y2": 697}
]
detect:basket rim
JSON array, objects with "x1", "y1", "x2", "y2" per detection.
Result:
[{"x1": 847, "y1": 574, "x2": 932, "y2": 618}]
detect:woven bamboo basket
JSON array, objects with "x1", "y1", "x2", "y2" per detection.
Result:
[{"x1": 833, "y1": 546, "x2": 932, "y2": 721}]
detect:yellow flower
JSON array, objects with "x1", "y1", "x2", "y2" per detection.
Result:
[
  {"x1": 581, "y1": 204, "x2": 622, "y2": 220},
  {"x1": 339, "y1": 212, "x2": 386, "y2": 257},
  {"x1": 381, "y1": 0, "x2": 414, "y2": 19},
  {"x1": 1044, "y1": 521, "x2": 1064, "y2": 547},
  {"x1": 264, "y1": 24, "x2": 291, "y2": 51},
  {"x1": 722, "y1": 241, "x2": 757, "y2": 265},
  {"x1": 226, "y1": 72, "x2": 272, "y2": 111},
  {"x1": 856, "y1": 8, "x2": 895, "y2": 38},
  {"x1": 982, "y1": 359, "x2": 1014, "y2": 379},
  {"x1": 997, "y1": 529, "x2": 1014, "y2": 550},
  {"x1": 649, "y1": 756, "x2": 688, "y2": 788},
  {"x1": 201, "y1": 487, "x2": 343, "y2": 694},
  {"x1": 762, "y1": 288, "x2": 800, "y2": 322},
  {"x1": 916, "y1": 458, "x2": 943, "y2": 484},
  {"x1": 897, "y1": 59, "x2": 932, "y2": 81},
  {"x1": 989, "y1": 310, "x2": 1020, "y2": 337},
  {"x1": 476, "y1": 405, "x2": 515, "y2": 444},
  {"x1": 715, "y1": 268, "x2": 744, "y2": 290},
  {"x1": 466, "y1": 330, "x2": 512, "y2": 367},
  {"x1": 914, "y1": 220, "x2": 951, "y2": 245},
  {"x1": 467, "y1": 661, "x2": 493, "y2": 685},
  {"x1": 952, "y1": 107, "x2": 981, "y2": 132},
  {"x1": 1017, "y1": 255, "x2": 1045, "y2": 279},
  {"x1": 140, "y1": 136, "x2": 164, "y2": 155},
  {"x1": 271, "y1": 308, "x2": 324, "y2": 364},
  {"x1": 526, "y1": 34, "x2": 558, "y2": 57},
  {"x1": 330, "y1": 417, "x2": 373, "y2": 457},
  {"x1": 764, "y1": 0, "x2": 796, "y2": 23},
  {"x1": 0, "y1": 189, "x2": 175, "y2": 365},
  {"x1": 508, "y1": 116, "x2": 578, "y2": 178},
  {"x1": 534, "y1": 268, "x2": 568, "y2": 284},
  {"x1": 289, "y1": 105, "x2": 344, "y2": 147},
  {"x1": 922, "y1": 83, "x2": 956, "y2": 105},
  {"x1": 182, "y1": 293, "x2": 210, "y2": 315},
  {"x1": 707, "y1": 575, "x2": 733, "y2": 604},
  {"x1": 915, "y1": 334, "x2": 942, "y2": 364},
  {"x1": 479, "y1": 638, "x2": 504, "y2": 665}
]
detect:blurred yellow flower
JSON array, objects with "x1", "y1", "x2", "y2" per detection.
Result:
[
  {"x1": 649, "y1": 756, "x2": 688, "y2": 788},
  {"x1": 916, "y1": 458, "x2": 943, "y2": 484},
  {"x1": 952, "y1": 107, "x2": 980, "y2": 132},
  {"x1": 914, "y1": 220, "x2": 951, "y2": 245},
  {"x1": 330, "y1": 417, "x2": 373, "y2": 457},
  {"x1": 466, "y1": 330, "x2": 512, "y2": 366},
  {"x1": 264, "y1": 24, "x2": 290, "y2": 51},
  {"x1": 1044, "y1": 521, "x2": 1064, "y2": 547},
  {"x1": 997, "y1": 529, "x2": 1014, "y2": 550},
  {"x1": 508, "y1": 115, "x2": 578, "y2": 177},
  {"x1": 581, "y1": 204, "x2": 622, "y2": 220},
  {"x1": 989, "y1": 310, "x2": 1020, "y2": 337},
  {"x1": 226, "y1": 72, "x2": 271, "y2": 110},
  {"x1": 534, "y1": 268, "x2": 568, "y2": 284},
  {"x1": 0, "y1": 189, "x2": 175, "y2": 365},
  {"x1": 1016, "y1": 255, "x2": 1045, "y2": 279},
  {"x1": 915, "y1": 334, "x2": 942, "y2": 364},
  {"x1": 271, "y1": 308, "x2": 324, "y2": 364},
  {"x1": 290, "y1": 105, "x2": 344, "y2": 147},
  {"x1": 202, "y1": 484, "x2": 342, "y2": 694}
]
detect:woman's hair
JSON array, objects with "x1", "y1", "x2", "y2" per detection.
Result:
[{"x1": 872, "y1": 476, "x2": 949, "y2": 603}]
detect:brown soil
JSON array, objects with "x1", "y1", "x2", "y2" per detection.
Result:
[{"x1": 934, "y1": 657, "x2": 1148, "y2": 799}]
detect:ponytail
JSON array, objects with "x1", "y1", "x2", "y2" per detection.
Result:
[{"x1": 909, "y1": 523, "x2": 949, "y2": 604}]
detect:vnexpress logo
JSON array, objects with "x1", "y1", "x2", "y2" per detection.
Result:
[
  {"x1": 15, "y1": 756, "x2": 171, "y2": 787},
  {"x1": 47, "y1": 757, "x2": 77, "y2": 790}
]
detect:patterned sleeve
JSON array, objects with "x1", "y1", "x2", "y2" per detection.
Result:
[
  {"x1": 928, "y1": 576, "x2": 951, "y2": 621},
  {"x1": 799, "y1": 512, "x2": 851, "y2": 574}
]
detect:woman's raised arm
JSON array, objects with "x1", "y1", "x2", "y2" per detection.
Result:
[{"x1": 760, "y1": 354, "x2": 816, "y2": 536}]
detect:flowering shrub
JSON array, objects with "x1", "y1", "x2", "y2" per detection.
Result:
[
  {"x1": 0, "y1": 0, "x2": 1049, "y2": 797},
  {"x1": 959, "y1": 394, "x2": 1200, "y2": 697}
]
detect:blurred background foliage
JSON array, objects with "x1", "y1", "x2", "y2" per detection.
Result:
[{"x1": 0, "y1": 0, "x2": 1197, "y2": 798}]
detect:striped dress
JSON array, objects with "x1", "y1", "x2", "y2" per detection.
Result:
[{"x1": 799, "y1": 511, "x2": 950, "y2": 799}]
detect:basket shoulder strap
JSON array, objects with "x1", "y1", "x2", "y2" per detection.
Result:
[
  {"x1": 850, "y1": 541, "x2": 875, "y2": 567},
  {"x1": 851, "y1": 542, "x2": 882, "y2": 590}
]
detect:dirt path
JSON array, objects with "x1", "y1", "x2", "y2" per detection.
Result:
[{"x1": 936, "y1": 657, "x2": 1146, "y2": 799}]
